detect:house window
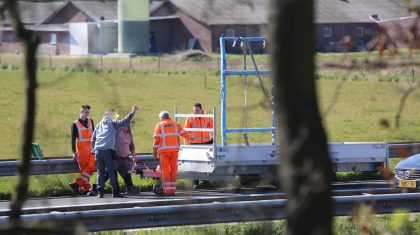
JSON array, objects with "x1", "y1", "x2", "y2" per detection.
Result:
[
  {"x1": 355, "y1": 27, "x2": 364, "y2": 37},
  {"x1": 226, "y1": 28, "x2": 235, "y2": 37},
  {"x1": 50, "y1": 33, "x2": 57, "y2": 45},
  {"x1": 323, "y1": 27, "x2": 332, "y2": 37}
]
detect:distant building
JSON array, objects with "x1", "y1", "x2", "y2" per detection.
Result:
[
  {"x1": 314, "y1": 0, "x2": 419, "y2": 52},
  {"x1": 151, "y1": 0, "x2": 418, "y2": 53},
  {"x1": 0, "y1": 0, "x2": 120, "y2": 55},
  {"x1": 0, "y1": 0, "x2": 418, "y2": 55},
  {"x1": 150, "y1": 0, "x2": 267, "y2": 53}
]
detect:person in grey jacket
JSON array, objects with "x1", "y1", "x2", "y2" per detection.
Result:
[{"x1": 91, "y1": 105, "x2": 138, "y2": 198}]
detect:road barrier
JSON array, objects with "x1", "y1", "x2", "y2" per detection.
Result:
[
  {"x1": 0, "y1": 154, "x2": 158, "y2": 177},
  {"x1": 0, "y1": 193, "x2": 418, "y2": 231}
]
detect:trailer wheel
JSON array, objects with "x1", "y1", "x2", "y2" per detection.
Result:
[
  {"x1": 270, "y1": 179, "x2": 282, "y2": 189},
  {"x1": 239, "y1": 175, "x2": 261, "y2": 188},
  {"x1": 153, "y1": 184, "x2": 164, "y2": 195}
]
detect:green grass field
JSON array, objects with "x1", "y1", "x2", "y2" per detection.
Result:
[
  {"x1": 0, "y1": 67, "x2": 419, "y2": 158},
  {"x1": 93, "y1": 213, "x2": 420, "y2": 235},
  {"x1": 0, "y1": 52, "x2": 419, "y2": 199}
]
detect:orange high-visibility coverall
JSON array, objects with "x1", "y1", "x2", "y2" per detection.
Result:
[
  {"x1": 184, "y1": 111, "x2": 213, "y2": 144},
  {"x1": 153, "y1": 119, "x2": 189, "y2": 195},
  {"x1": 73, "y1": 119, "x2": 96, "y2": 192}
]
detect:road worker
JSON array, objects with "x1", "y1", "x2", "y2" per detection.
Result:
[
  {"x1": 92, "y1": 105, "x2": 137, "y2": 198},
  {"x1": 153, "y1": 111, "x2": 190, "y2": 195},
  {"x1": 69, "y1": 104, "x2": 96, "y2": 195},
  {"x1": 114, "y1": 121, "x2": 140, "y2": 195},
  {"x1": 184, "y1": 103, "x2": 213, "y2": 189}
]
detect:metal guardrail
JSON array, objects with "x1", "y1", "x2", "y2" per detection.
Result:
[
  {"x1": 0, "y1": 142, "x2": 418, "y2": 177},
  {"x1": 0, "y1": 154, "x2": 158, "y2": 177},
  {"x1": 0, "y1": 193, "x2": 418, "y2": 231},
  {"x1": 0, "y1": 187, "x2": 401, "y2": 216}
]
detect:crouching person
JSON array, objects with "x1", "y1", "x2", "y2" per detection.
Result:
[
  {"x1": 92, "y1": 105, "x2": 138, "y2": 198},
  {"x1": 115, "y1": 121, "x2": 140, "y2": 195},
  {"x1": 153, "y1": 111, "x2": 190, "y2": 195}
]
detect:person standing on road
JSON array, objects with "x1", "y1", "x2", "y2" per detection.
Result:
[
  {"x1": 69, "y1": 104, "x2": 96, "y2": 195},
  {"x1": 184, "y1": 103, "x2": 213, "y2": 189},
  {"x1": 153, "y1": 111, "x2": 190, "y2": 195},
  {"x1": 92, "y1": 105, "x2": 138, "y2": 198},
  {"x1": 114, "y1": 121, "x2": 139, "y2": 195}
]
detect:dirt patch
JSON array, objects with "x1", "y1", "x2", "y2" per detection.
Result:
[{"x1": 169, "y1": 50, "x2": 211, "y2": 62}]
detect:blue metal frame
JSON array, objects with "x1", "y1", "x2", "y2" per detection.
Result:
[{"x1": 220, "y1": 36, "x2": 274, "y2": 146}]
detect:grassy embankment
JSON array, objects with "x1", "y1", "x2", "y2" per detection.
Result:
[
  {"x1": 0, "y1": 52, "x2": 419, "y2": 198},
  {"x1": 92, "y1": 212, "x2": 420, "y2": 235}
]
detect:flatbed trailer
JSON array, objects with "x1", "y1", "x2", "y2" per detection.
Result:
[{"x1": 171, "y1": 37, "x2": 389, "y2": 185}]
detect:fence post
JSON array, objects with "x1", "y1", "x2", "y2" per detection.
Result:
[
  {"x1": 49, "y1": 53, "x2": 52, "y2": 67},
  {"x1": 129, "y1": 56, "x2": 132, "y2": 69},
  {"x1": 204, "y1": 75, "x2": 207, "y2": 88},
  {"x1": 100, "y1": 55, "x2": 103, "y2": 68},
  {"x1": 158, "y1": 53, "x2": 161, "y2": 72}
]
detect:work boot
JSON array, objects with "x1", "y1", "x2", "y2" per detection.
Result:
[
  {"x1": 124, "y1": 186, "x2": 140, "y2": 196},
  {"x1": 112, "y1": 189, "x2": 124, "y2": 198},
  {"x1": 202, "y1": 180, "x2": 212, "y2": 189},
  {"x1": 69, "y1": 182, "x2": 80, "y2": 195},
  {"x1": 86, "y1": 191, "x2": 96, "y2": 196},
  {"x1": 97, "y1": 188, "x2": 104, "y2": 198},
  {"x1": 192, "y1": 180, "x2": 199, "y2": 189},
  {"x1": 86, "y1": 183, "x2": 98, "y2": 196}
]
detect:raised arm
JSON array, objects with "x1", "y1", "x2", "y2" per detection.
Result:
[{"x1": 112, "y1": 105, "x2": 138, "y2": 129}]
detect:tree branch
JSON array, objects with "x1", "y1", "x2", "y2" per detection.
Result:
[
  {"x1": 395, "y1": 69, "x2": 420, "y2": 127},
  {"x1": 5, "y1": 0, "x2": 39, "y2": 221}
]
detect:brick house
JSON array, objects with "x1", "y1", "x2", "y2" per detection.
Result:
[
  {"x1": 314, "y1": 0, "x2": 417, "y2": 52},
  {"x1": 151, "y1": 0, "x2": 418, "y2": 53},
  {"x1": 150, "y1": 0, "x2": 267, "y2": 53},
  {"x1": 0, "y1": 0, "x2": 418, "y2": 54},
  {"x1": 0, "y1": 0, "x2": 117, "y2": 55}
]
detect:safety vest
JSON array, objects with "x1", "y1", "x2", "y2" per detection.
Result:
[
  {"x1": 153, "y1": 119, "x2": 187, "y2": 154},
  {"x1": 74, "y1": 119, "x2": 93, "y2": 155},
  {"x1": 185, "y1": 115, "x2": 213, "y2": 144}
]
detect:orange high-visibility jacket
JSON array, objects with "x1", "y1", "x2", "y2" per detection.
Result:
[
  {"x1": 184, "y1": 112, "x2": 213, "y2": 144},
  {"x1": 153, "y1": 119, "x2": 189, "y2": 154},
  {"x1": 74, "y1": 119, "x2": 93, "y2": 156}
]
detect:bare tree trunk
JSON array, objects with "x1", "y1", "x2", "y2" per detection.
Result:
[
  {"x1": 268, "y1": 0, "x2": 333, "y2": 234},
  {"x1": 4, "y1": 0, "x2": 39, "y2": 220}
]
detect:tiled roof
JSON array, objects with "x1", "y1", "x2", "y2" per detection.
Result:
[{"x1": 158, "y1": 0, "x2": 418, "y2": 25}]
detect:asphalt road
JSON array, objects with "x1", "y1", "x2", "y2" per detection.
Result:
[{"x1": 0, "y1": 180, "x2": 398, "y2": 216}]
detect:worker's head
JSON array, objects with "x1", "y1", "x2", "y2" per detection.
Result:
[
  {"x1": 80, "y1": 104, "x2": 91, "y2": 120},
  {"x1": 105, "y1": 108, "x2": 119, "y2": 120},
  {"x1": 193, "y1": 103, "x2": 203, "y2": 114},
  {"x1": 159, "y1": 111, "x2": 170, "y2": 120}
]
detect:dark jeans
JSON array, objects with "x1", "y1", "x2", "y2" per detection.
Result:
[
  {"x1": 95, "y1": 149, "x2": 119, "y2": 191},
  {"x1": 116, "y1": 157, "x2": 133, "y2": 188}
]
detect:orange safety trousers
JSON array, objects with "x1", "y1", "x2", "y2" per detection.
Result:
[
  {"x1": 75, "y1": 151, "x2": 96, "y2": 192},
  {"x1": 159, "y1": 151, "x2": 178, "y2": 195},
  {"x1": 73, "y1": 119, "x2": 96, "y2": 192}
]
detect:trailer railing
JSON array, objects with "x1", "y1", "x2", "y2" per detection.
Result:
[{"x1": 174, "y1": 106, "x2": 217, "y2": 151}]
